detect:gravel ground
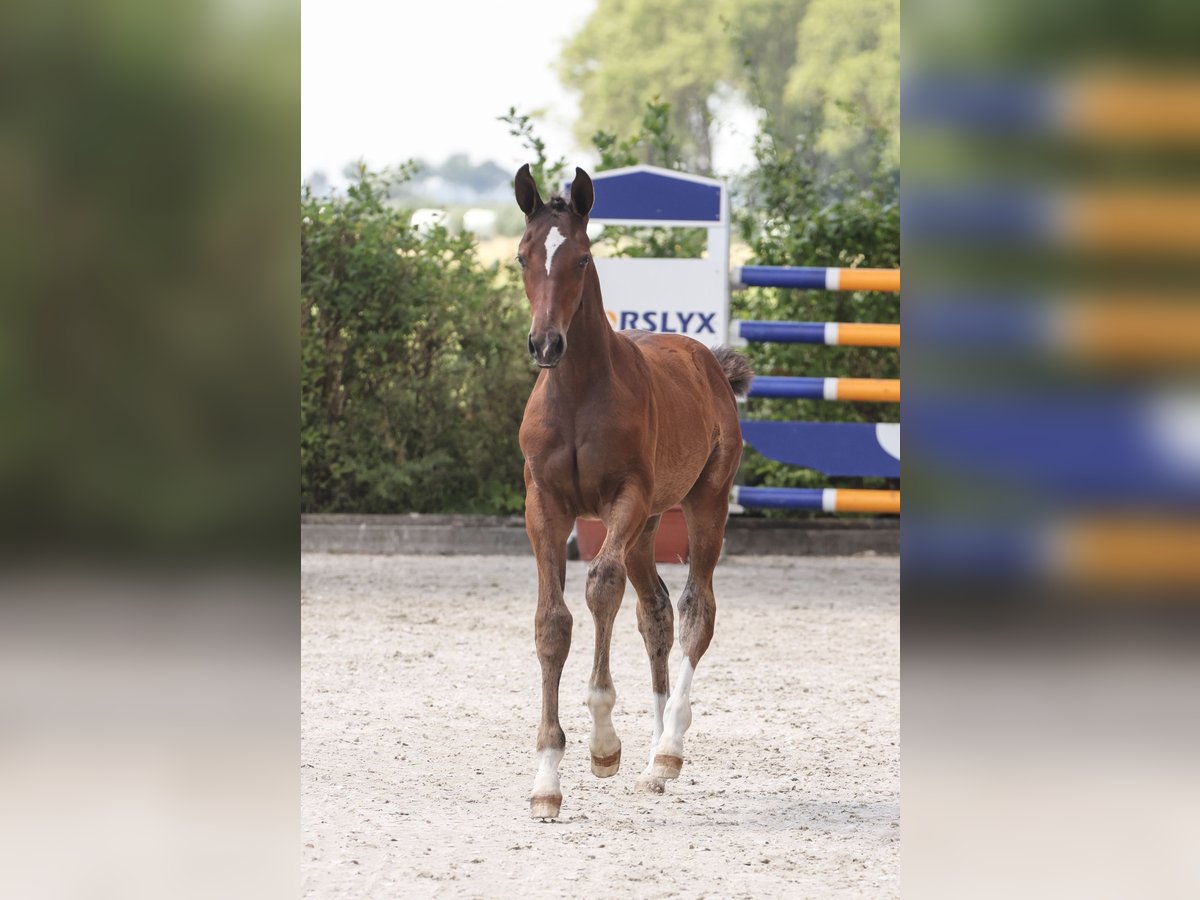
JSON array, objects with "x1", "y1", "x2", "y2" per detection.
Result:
[{"x1": 301, "y1": 553, "x2": 899, "y2": 898}]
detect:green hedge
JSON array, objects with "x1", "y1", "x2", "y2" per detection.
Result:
[
  {"x1": 301, "y1": 174, "x2": 532, "y2": 514},
  {"x1": 733, "y1": 131, "x2": 900, "y2": 497}
]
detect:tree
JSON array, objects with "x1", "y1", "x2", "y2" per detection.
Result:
[
  {"x1": 721, "y1": 0, "x2": 812, "y2": 139},
  {"x1": 559, "y1": 0, "x2": 898, "y2": 171},
  {"x1": 559, "y1": 0, "x2": 732, "y2": 172},
  {"x1": 784, "y1": 0, "x2": 899, "y2": 168}
]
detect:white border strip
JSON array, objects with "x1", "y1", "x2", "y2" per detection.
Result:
[
  {"x1": 821, "y1": 488, "x2": 837, "y2": 512},
  {"x1": 824, "y1": 268, "x2": 841, "y2": 290},
  {"x1": 822, "y1": 378, "x2": 839, "y2": 401},
  {"x1": 823, "y1": 322, "x2": 840, "y2": 345},
  {"x1": 588, "y1": 217, "x2": 725, "y2": 228},
  {"x1": 588, "y1": 164, "x2": 726, "y2": 188}
]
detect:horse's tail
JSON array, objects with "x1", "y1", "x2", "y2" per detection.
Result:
[{"x1": 712, "y1": 346, "x2": 754, "y2": 398}]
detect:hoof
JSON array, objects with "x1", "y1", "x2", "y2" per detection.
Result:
[
  {"x1": 530, "y1": 794, "x2": 562, "y2": 820},
  {"x1": 590, "y1": 746, "x2": 621, "y2": 778},
  {"x1": 636, "y1": 773, "x2": 666, "y2": 794},
  {"x1": 651, "y1": 754, "x2": 683, "y2": 780}
]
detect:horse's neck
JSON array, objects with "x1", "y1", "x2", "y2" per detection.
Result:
[{"x1": 552, "y1": 267, "x2": 617, "y2": 396}]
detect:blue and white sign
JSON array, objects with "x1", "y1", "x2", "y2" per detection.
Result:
[
  {"x1": 570, "y1": 166, "x2": 731, "y2": 350},
  {"x1": 596, "y1": 257, "x2": 728, "y2": 347}
]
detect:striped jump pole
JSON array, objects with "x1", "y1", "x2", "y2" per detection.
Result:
[
  {"x1": 732, "y1": 266, "x2": 901, "y2": 293},
  {"x1": 731, "y1": 486, "x2": 900, "y2": 514},
  {"x1": 747, "y1": 376, "x2": 900, "y2": 403},
  {"x1": 731, "y1": 320, "x2": 900, "y2": 347}
]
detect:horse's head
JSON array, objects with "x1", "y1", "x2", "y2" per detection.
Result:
[{"x1": 514, "y1": 164, "x2": 595, "y2": 368}]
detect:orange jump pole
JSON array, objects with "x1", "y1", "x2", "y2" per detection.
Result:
[
  {"x1": 733, "y1": 266, "x2": 901, "y2": 293},
  {"x1": 731, "y1": 486, "x2": 900, "y2": 514}
]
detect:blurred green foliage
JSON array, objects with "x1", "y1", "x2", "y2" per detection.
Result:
[
  {"x1": 301, "y1": 168, "x2": 531, "y2": 514},
  {"x1": 561, "y1": 0, "x2": 899, "y2": 174},
  {"x1": 1, "y1": 0, "x2": 298, "y2": 560}
]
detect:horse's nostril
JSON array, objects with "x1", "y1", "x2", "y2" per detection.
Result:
[{"x1": 529, "y1": 331, "x2": 564, "y2": 365}]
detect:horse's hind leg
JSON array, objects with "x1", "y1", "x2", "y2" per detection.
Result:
[
  {"x1": 625, "y1": 515, "x2": 674, "y2": 793},
  {"x1": 652, "y1": 470, "x2": 732, "y2": 781},
  {"x1": 585, "y1": 490, "x2": 650, "y2": 778},
  {"x1": 525, "y1": 479, "x2": 575, "y2": 819}
]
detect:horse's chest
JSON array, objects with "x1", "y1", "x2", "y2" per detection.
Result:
[
  {"x1": 526, "y1": 436, "x2": 576, "y2": 487},
  {"x1": 525, "y1": 422, "x2": 641, "y2": 506}
]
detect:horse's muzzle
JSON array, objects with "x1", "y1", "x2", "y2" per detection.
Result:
[{"x1": 528, "y1": 330, "x2": 566, "y2": 368}]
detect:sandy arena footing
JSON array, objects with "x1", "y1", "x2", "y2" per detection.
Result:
[{"x1": 302, "y1": 553, "x2": 898, "y2": 897}]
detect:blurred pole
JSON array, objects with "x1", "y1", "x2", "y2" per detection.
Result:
[{"x1": 904, "y1": 0, "x2": 1200, "y2": 895}]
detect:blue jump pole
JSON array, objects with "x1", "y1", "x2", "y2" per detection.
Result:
[
  {"x1": 732, "y1": 266, "x2": 901, "y2": 293},
  {"x1": 746, "y1": 376, "x2": 900, "y2": 403}
]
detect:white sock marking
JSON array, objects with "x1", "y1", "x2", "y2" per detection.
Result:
[
  {"x1": 531, "y1": 747, "x2": 564, "y2": 798},
  {"x1": 588, "y1": 688, "x2": 620, "y2": 757},
  {"x1": 644, "y1": 692, "x2": 668, "y2": 771},
  {"x1": 543, "y1": 226, "x2": 566, "y2": 274},
  {"x1": 657, "y1": 659, "x2": 695, "y2": 756}
]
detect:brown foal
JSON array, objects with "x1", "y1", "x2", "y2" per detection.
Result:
[{"x1": 514, "y1": 165, "x2": 752, "y2": 820}]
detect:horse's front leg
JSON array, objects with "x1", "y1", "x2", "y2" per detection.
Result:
[
  {"x1": 585, "y1": 487, "x2": 651, "y2": 779},
  {"x1": 525, "y1": 479, "x2": 575, "y2": 820}
]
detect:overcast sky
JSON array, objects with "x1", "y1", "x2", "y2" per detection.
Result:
[
  {"x1": 301, "y1": 0, "x2": 597, "y2": 181},
  {"x1": 301, "y1": 0, "x2": 758, "y2": 185}
]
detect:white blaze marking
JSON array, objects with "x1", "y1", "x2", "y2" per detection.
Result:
[
  {"x1": 531, "y1": 747, "x2": 564, "y2": 797},
  {"x1": 543, "y1": 226, "x2": 566, "y2": 274}
]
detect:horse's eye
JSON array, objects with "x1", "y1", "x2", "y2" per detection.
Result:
[
  {"x1": 516, "y1": 254, "x2": 527, "y2": 269},
  {"x1": 578, "y1": 255, "x2": 590, "y2": 269}
]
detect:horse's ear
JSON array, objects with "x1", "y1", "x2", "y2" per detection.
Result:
[
  {"x1": 570, "y1": 167, "x2": 594, "y2": 218},
  {"x1": 514, "y1": 164, "x2": 544, "y2": 219}
]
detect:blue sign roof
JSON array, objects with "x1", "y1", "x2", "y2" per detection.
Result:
[{"x1": 568, "y1": 165, "x2": 725, "y2": 225}]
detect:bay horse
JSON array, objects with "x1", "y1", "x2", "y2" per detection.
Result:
[{"x1": 514, "y1": 165, "x2": 752, "y2": 819}]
